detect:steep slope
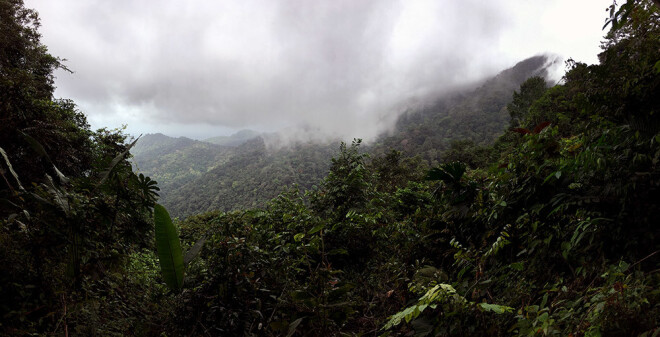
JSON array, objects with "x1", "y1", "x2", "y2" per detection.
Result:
[
  {"x1": 372, "y1": 54, "x2": 560, "y2": 164},
  {"x1": 131, "y1": 134, "x2": 234, "y2": 199},
  {"x1": 162, "y1": 138, "x2": 336, "y2": 217}
]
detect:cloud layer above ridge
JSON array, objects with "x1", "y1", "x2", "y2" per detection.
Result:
[{"x1": 27, "y1": 0, "x2": 611, "y2": 140}]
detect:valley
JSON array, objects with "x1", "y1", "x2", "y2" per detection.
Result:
[{"x1": 133, "y1": 55, "x2": 559, "y2": 218}]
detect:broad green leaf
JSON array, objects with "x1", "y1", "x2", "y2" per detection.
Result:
[
  {"x1": 478, "y1": 302, "x2": 514, "y2": 314},
  {"x1": 308, "y1": 224, "x2": 324, "y2": 235},
  {"x1": 540, "y1": 293, "x2": 549, "y2": 308},
  {"x1": 0, "y1": 147, "x2": 24, "y2": 191},
  {"x1": 426, "y1": 162, "x2": 466, "y2": 184},
  {"x1": 286, "y1": 317, "x2": 304, "y2": 337},
  {"x1": 290, "y1": 291, "x2": 311, "y2": 301},
  {"x1": 154, "y1": 204, "x2": 184, "y2": 292},
  {"x1": 44, "y1": 175, "x2": 69, "y2": 216},
  {"x1": 328, "y1": 248, "x2": 348, "y2": 255},
  {"x1": 20, "y1": 131, "x2": 69, "y2": 184},
  {"x1": 183, "y1": 235, "x2": 206, "y2": 266}
]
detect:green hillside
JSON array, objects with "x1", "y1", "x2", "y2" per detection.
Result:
[
  {"x1": 162, "y1": 137, "x2": 336, "y2": 217},
  {"x1": 134, "y1": 55, "x2": 559, "y2": 218},
  {"x1": 372, "y1": 55, "x2": 559, "y2": 164},
  {"x1": 2, "y1": 0, "x2": 658, "y2": 336},
  {"x1": 131, "y1": 134, "x2": 234, "y2": 200}
]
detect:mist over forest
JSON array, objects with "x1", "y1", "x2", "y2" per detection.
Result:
[
  {"x1": 1, "y1": 0, "x2": 659, "y2": 336},
  {"x1": 27, "y1": 0, "x2": 604, "y2": 140}
]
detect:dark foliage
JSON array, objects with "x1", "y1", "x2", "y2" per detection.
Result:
[
  {"x1": 1, "y1": 2, "x2": 167, "y2": 334},
  {"x1": 2, "y1": 0, "x2": 659, "y2": 336}
]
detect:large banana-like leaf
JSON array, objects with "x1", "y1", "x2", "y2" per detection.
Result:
[
  {"x1": 19, "y1": 131, "x2": 69, "y2": 184},
  {"x1": 0, "y1": 146, "x2": 24, "y2": 191},
  {"x1": 154, "y1": 204, "x2": 184, "y2": 292}
]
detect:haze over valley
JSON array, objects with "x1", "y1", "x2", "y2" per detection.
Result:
[
  {"x1": 3, "y1": 1, "x2": 658, "y2": 336},
  {"x1": 132, "y1": 54, "x2": 560, "y2": 217}
]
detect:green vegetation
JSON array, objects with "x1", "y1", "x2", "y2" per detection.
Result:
[
  {"x1": 161, "y1": 138, "x2": 336, "y2": 218},
  {"x1": 133, "y1": 55, "x2": 557, "y2": 219},
  {"x1": 371, "y1": 55, "x2": 560, "y2": 165},
  {"x1": 154, "y1": 204, "x2": 184, "y2": 292},
  {"x1": 1, "y1": 0, "x2": 659, "y2": 336},
  {"x1": 1, "y1": 1, "x2": 166, "y2": 334},
  {"x1": 131, "y1": 133, "x2": 234, "y2": 201}
]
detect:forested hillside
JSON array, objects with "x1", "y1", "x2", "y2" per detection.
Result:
[
  {"x1": 371, "y1": 55, "x2": 559, "y2": 163},
  {"x1": 133, "y1": 133, "x2": 337, "y2": 218},
  {"x1": 133, "y1": 55, "x2": 558, "y2": 218},
  {"x1": 1, "y1": 0, "x2": 659, "y2": 336},
  {"x1": 132, "y1": 133, "x2": 234, "y2": 200},
  {"x1": 164, "y1": 2, "x2": 660, "y2": 334},
  {"x1": 161, "y1": 137, "x2": 337, "y2": 217}
]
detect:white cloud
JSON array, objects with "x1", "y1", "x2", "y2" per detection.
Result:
[{"x1": 26, "y1": 0, "x2": 612, "y2": 141}]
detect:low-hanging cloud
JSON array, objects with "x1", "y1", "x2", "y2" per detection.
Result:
[{"x1": 27, "y1": 0, "x2": 611, "y2": 141}]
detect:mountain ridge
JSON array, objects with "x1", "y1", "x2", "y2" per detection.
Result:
[
  {"x1": 133, "y1": 54, "x2": 559, "y2": 218},
  {"x1": 203, "y1": 129, "x2": 261, "y2": 147}
]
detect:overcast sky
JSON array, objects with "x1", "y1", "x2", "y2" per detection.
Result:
[{"x1": 26, "y1": 0, "x2": 612, "y2": 141}]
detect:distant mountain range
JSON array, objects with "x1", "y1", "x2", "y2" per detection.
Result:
[
  {"x1": 371, "y1": 54, "x2": 560, "y2": 162},
  {"x1": 132, "y1": 133, "x2": 336, "y2": 217},
  {"x1": 203, "y1": 129, "x2": 261, "y2": 147},
  {"x1": 132, "y1": 54, "x2": 559, "y2": 218}
]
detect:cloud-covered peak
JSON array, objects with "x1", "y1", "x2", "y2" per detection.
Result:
[{"x1": 28, "y1": 0, "x2": 611, "y2": 140}]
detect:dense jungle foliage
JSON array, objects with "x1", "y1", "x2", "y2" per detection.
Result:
[
  {"x1": 1, "y1": 0, "x2": 659, "y2": 336},
  {"x1": 1, "y1": 0, "x2": 161, "y2": 334}
]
